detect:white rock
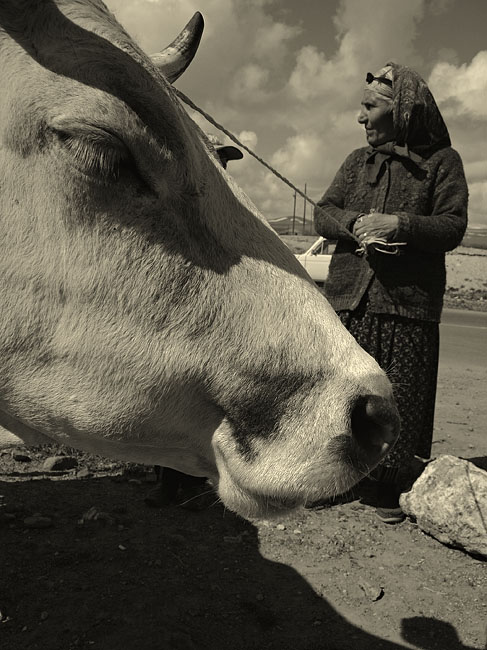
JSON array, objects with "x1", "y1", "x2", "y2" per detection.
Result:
[{"x1": 400, "y1": 455, "x2": 487, "y2": 558}]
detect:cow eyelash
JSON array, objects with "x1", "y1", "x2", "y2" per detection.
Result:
[{"x1": 55, "y1": 130, "x2": 133, "y2": 181}]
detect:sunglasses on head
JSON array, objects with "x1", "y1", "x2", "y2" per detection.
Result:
[{"x1": 366, "y1": 72, "x2": 393, "y2": 87}]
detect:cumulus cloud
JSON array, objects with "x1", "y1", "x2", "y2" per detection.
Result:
[
  {"x1": 428, "y1": 51, "x2": 487, "y2": 119},
  {"x1": 238, "y1": 131, "x2": 258, "y2": 149}
]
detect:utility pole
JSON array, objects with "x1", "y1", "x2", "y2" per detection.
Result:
[
  {"x1": 302, "y1": 183, "x2": 307, "y2": 235},
  {"x1": 292, "y1": 191, "x2": 296, "y2": 235}
]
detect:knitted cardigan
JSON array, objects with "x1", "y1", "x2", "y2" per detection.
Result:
[{"x1": 313, "y1": 145, "x2": 468, "y2": 322}]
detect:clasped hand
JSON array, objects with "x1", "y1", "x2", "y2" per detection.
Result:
[{"x1": 353, "y1": 212, "x2": 399, "y2": 242}]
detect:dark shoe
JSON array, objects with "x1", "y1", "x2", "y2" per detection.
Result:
[
  {"x1": 375, "y1": 506, "x2": 405, "y2": 524},
  {"x1": 375, "y1": 480, "x2": 405, "y2": 524}
]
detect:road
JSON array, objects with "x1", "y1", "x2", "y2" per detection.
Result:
[{"x1": 439, "y1": 308, "x2": 487, "y2": 370}]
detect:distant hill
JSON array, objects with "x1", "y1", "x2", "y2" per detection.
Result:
[
  {"x1": 268, "y1": 218, "x2": 487, "y2": 249},
  {"x1": 268, "y1": 216, "x2": 316, "y2": 236}
]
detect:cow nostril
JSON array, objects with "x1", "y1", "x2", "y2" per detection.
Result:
[{"x1": 350, "y1": 395, "x2": 400, "y2": 462}]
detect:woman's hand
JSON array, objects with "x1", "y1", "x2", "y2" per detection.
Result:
[{"x1": 353, "y1": 212, "x2": 399, "y2": 242}]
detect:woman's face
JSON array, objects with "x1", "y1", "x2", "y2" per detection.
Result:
[{"x1": 358, "y1": 90, "x2": 395, "y2": 147}]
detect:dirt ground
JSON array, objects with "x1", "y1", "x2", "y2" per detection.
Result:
[{"x1": 1, "y1": 250, "x2": 486, "y2": 650}]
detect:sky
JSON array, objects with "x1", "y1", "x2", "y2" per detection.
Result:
[{"x1": 105, "y1": 0, "x2": 487, "y2": 227}]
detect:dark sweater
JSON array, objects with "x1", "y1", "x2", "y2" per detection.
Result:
[{"x1": 313, "y1": 146, "x2": 468, "y2": 322}]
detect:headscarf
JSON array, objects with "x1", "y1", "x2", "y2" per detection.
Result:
[{"x1": 364, "y1": 62, "x2": 451, "y2": 183}]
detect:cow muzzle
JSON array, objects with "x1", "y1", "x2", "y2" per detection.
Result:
[{"x1": 349, "y1": 393, "x2": 400, "y2": 468}]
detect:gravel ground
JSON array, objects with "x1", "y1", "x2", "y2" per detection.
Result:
[{"x1": 444, "y1": 248, "x2": 487, "y2": 311}]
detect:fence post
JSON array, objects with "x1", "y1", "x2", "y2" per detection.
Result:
[{"x1": 292, "y1": 191, "x2": 296, "y2": 235}]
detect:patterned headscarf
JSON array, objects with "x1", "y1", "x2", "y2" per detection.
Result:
[
  {"x1": 364, "y1": 62, "x2": 451, "y2": 183},
  {"x1": 385, "y1": 61, "x2": 451, "y2": 155}
]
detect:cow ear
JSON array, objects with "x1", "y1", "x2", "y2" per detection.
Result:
[{"x1": 151, "y1": 12, "x2": 204, "y2": 83}]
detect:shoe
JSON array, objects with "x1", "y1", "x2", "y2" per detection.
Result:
[
  {"x1": 375, "y1": 480, "x2": 405, "y2": 524},
  {"x1": 375, "y1": 506, "x2": 405, "y2": 524}
]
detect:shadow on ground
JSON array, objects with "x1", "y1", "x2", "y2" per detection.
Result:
[{"x1": 0, "y1": 474, "x2": 478, "y2": 650}]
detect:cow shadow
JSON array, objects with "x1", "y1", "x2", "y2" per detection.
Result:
[
  {"x1": 401, "y1": 617, "x2": 482, "y2": 650},
  {"x1": 0, "y1": 474, "x2": 476, "y2": 650},
  {"x1": 465, "y1": 456, "x2": 487, "y2": 472}
]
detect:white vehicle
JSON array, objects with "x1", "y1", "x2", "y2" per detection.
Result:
[{"x1": 295, "y1": 237, "x2": 336, "y2": 286}]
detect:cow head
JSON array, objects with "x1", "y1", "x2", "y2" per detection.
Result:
[{"x1": 0, "y1": 1, "x2": 399, "y2": 518}]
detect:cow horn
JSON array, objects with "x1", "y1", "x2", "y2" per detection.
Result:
[{"x1": 151, "y1": 12, "x2": 204, "y2": 83}]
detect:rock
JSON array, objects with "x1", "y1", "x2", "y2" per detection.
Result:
[
  {"x1": 400, "y1": 455, "x2": 487, "y2": 558},
  {"x1": 76, "y1": 467, "x2": 92, "y2": 479},
  {"x1": 358, "y1": 580, "x2": 384, "y2": 602},
  {"x1": 12, "y1": 453, "x2": 32, "y2": 462},
  {"x1": 78, "y1": 507, "x2": 115, "y2": 526},
  {"x1": 42, "y1": 456, "x2": 78, "y2": 471},
  {"x1": 24, "y1": 515, "x2": 53, "y2": 529},
  {"x1": 0, "y1": 610, "x2": 11, "y2": 624}
]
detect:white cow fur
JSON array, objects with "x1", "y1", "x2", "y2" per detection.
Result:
[{"x1": 0, "y1": 0, "x2": 399, "y2": 518}]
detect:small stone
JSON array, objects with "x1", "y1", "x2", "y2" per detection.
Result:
[
  {"x1": 12, "y1": 453, "x2": 32, "y2": 463},
  {"x1": 78, "y1": 507, "x2": 115, "y2": 525},
  {"x1": 43, "y1": 456, "x2": 78, "y2": 472},
  {"x1": 118, "y1": 544, "x2": 127, "y2": 551},
  {"x1": 358, "y1": 580, "x2": 384, "y2": 602},
  {"x1": 40, "y1": 611, "x2": 49, "y2": 621},
  {"x1": 276, "y1": 524, "x2": 286, "y2": 530},
  {"x1": 164, "y1": 533, "x2": 186, "y2": 545},
  {"x1": 76, "y1": 468, "x2": 92, "y2": 479},
  {"x1": 24, "y1": 515, "x2": 53, "y2": 529},
  {"x1": 293, "y1": 529, "x2": 302, "y2": 534}
]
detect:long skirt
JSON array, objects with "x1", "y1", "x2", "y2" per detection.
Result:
[{"x1": 338, "y1": 297, "x2": 440, "y2": 471}]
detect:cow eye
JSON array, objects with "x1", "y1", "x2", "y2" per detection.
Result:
[{"x1": 52, "y1": 126, "x2": 135, "y2": 183}]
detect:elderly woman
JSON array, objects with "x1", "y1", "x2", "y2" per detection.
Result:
[{"x1": 314, "y1": 63, "x2": 468, "y2": 523}]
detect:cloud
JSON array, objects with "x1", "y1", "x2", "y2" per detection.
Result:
[
  {"x1": 238, "y1": 131, "x2": 258, "y2": 149},
  {"x1": 428, "y1": 51, "x2": 487, "y2": 119},
  {"x1": 427, "y1": 52, "x2": 487, "y2": 225},
  {"x1": 229, "y1": 64, "x2": 270, "y2": 103},
  {"x1": 426, "y1": 0, "x2": 455, "y2": 15},
  {"x1": 467, "y1": 181, "x2": 487, "y2": 224}
]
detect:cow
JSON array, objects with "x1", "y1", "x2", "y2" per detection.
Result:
[{"x1": 0, "y1": 1, "x2": 399, "y2": 519}]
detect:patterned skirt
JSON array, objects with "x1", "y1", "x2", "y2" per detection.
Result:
[{"x1": 338, "y1": 297, "x2": 439, "y2": 470}]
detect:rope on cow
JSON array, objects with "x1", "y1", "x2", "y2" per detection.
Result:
[{"x1": 173, "y1": 87, "x2": 353, "y2": 240}]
